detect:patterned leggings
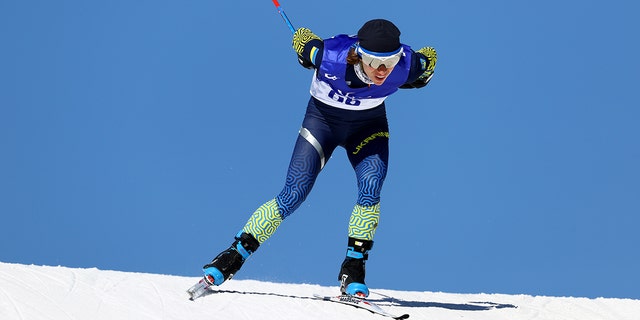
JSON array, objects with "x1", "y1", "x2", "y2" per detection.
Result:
[{"x1": 242, "y1": 98, "x2": 389, "y2": 244}]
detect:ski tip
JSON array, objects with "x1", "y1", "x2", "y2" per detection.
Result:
[
  {"x1": 187, "y1": 288, "x2": 207, "y2": 301},
  {"x1": 187, "y1": 290, "x2": 205, "y2": 301},
  {"x1": 186, "y1": 278, "x2": 211, "y2": 301},
  {"x1": 186, "y1": 290, "x2": 199, "y2": 301},
  {"x1": 396, "y1": 314, "x2": 410, "y2": 320}
]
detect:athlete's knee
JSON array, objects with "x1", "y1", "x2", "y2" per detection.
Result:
[
  {"x1": 357, "y1": 180, "x2": 383, "y2": 206},
  {"x1": 355, "y1": 155, "x2": 387, "y2": 206},
  {"x1": 275, "y1": 186, "x2": 310, "y2": 218}
]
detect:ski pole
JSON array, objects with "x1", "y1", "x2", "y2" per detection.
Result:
[{"x1": 271, "y1": 0, "x2": 296, "y2": 34}]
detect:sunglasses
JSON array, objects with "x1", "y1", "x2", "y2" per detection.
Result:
[{"x1": 356, "y1": 45, "x2": 404, "y2": 69}]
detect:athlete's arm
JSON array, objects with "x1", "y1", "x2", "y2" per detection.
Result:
[
  {"x1": 292, "y1": 28, "x2": 324, "y2": 69},
  {"x1": 400, "y1": 46, "x2": 437, "y2": 89}
]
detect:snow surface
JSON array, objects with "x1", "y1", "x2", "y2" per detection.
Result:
[{"x1": 0, "y1": 262, "x2": 638, "y2": 320}]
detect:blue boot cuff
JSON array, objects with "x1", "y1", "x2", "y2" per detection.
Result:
[
  {"x1": 234, "y1": 230, "x2": 252, "y2": 259},
  {"x1": 346, "y1": 247, "x2": 365, "y2": 259},
  {"x1": 235, "y1": 242, "x2": 251, "y2": 259}
]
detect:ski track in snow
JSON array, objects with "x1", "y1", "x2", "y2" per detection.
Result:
[
  {"x1": 1, "y1": 261, "x2": 639, "y2": 320},
  {"x1": 0, "y1": 286, "x2": 24, "y2": 320},
  {"x1": 0, "y1": 265, "x2": 74, "y2": 320},
  {"x1": 150, "y1": 280, "x2": 166, "y2": 317}
]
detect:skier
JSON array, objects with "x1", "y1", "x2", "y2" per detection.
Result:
[{"x1": 201, "y1": 19, "x2": 437, "y2": 298}]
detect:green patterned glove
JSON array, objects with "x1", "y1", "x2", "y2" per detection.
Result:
[{"x1": 293, "y1": 27, "x2": 320, "y2": 55}]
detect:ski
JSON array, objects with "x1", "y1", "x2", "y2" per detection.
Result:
[
  {"x1": 188, "y1": 277, "x2": 409, "y2": 319},
  {"x1": 313, "y1": 294, "x2": 410, "y2": 319},
  {"x1": 187, "y1": 276, "x2": 212, "y2": 301}
]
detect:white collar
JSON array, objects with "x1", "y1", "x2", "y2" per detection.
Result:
[{"x1": 354, "y1": 62, "x2": 375, "y2": 85}]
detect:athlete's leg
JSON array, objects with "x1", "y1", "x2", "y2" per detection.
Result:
[
  {"x1": 242, "y1": 98, "x2": 339, "y2": 244},
  {"x1": 346, "y1": 123, "x2": 390, "y2": 241},
  {"x1": 242, "y1": 133, "x2": 328, "y2": 244},
  {"x1": 338, "y1": 117, "x2": 390, "y2": 297},
  {"x1": 204, "y1": 99, "x2": 339, "y2": 286}
]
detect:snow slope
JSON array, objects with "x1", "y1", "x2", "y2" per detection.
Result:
[{"x1": 0, "y1": 262, "x2": 638, "y2": 320}]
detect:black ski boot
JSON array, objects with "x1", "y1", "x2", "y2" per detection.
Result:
[
  {"x1": 203, "y1": 231, "x2": 260, "y2": 286},
  {"x1": 338, "y1": 237, "x2": 373, "y2": 297}
]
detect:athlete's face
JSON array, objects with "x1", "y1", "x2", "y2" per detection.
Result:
[{"x1": 362, "y1": 63, "x2": 394, "y2": 85}]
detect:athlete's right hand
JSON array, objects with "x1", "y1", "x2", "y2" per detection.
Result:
[{"x1": 292, "y1": 27, "x2": 320, "y2": 55}]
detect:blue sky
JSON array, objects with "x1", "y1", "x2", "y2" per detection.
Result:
[{"x1": 1, "y1": 0, "x2": 639, "y2": 299}]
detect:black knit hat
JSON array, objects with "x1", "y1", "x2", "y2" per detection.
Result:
[{"x1": 357, "y1": 19, "x2": 401, "y2": 53}]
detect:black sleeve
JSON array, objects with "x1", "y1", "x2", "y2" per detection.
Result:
[
  {"x1": 399, "y1": 51, "x2": 432, "y2": 89},
  {"x1": 297, "y1": 39, "x2": 324, "y2": 69}
]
